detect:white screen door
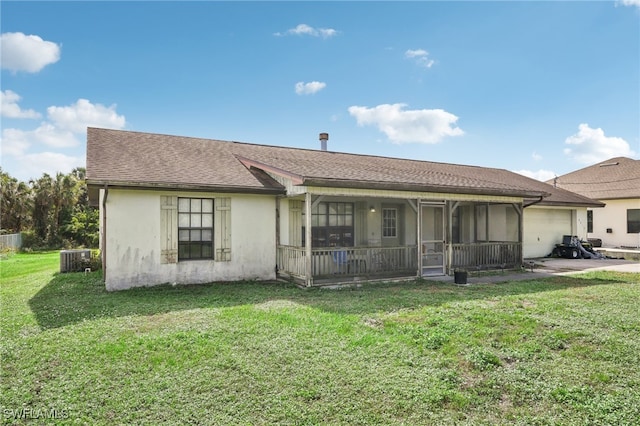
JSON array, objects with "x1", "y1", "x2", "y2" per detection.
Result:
[{"x1": 420, "y1": 204, "x2": 445, "y2": 276}]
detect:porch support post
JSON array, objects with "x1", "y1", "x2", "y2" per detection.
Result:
[
  {"x1": 447, "y1": 201, "x2": 457, "y2": 275},
  {"x1": 416, "y1": 199, "x2": 421, "y2": 277},
  {"x1": 305, "y1": 192, "x2": 313, "y2": 287},
  {"x1": 275, "y1": 196, "x2": 281, "y2": 246},
  {"x1": 275, "y1": 196, "x2": 281, "y2": 276},
  {"x1": 513, "y1": 202, "x2": 524, "y2": 265}
]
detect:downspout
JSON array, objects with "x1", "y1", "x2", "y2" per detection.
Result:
[
  {"x1": 101, "y1": 185, "x2": 108, "y2": 283},
  {"x1": 523, "y1": 196, "x2": 544, "y2": 208}
]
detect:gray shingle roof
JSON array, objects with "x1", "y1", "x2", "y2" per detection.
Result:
[
  {"x1": 549, "y1": 157, "x2": 640, "y2": 200},
  {"x1": 86, "y1": 127, "x2": 600, "y2": 207}
]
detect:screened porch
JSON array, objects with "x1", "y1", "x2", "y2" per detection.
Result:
[{"x1": 275, "y1": 194, "x2": 524, "y2": 287}]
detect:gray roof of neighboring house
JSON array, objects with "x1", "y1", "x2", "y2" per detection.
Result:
[
  {"x1": 549, "y1": 157, "x2": 640, "y2": 200},
  {"x1": 86, "y1": 127, "x2": 601, "y2": 207}
]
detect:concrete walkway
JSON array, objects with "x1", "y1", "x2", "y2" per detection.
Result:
[{"x1": 434, "y1": 257, "x2": 639, "y2": 285}]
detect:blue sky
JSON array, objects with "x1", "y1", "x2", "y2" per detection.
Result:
[{"x1": 1, "y1": 1, "x2": 639, "y2": 183}]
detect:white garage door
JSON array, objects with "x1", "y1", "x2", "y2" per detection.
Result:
[{"x1": 523, "y1": 208, "x2": 572, "y2": 258}]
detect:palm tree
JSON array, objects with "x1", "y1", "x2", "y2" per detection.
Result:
[
  {"x1": 0, "y1": 169, "x2": 33, "y2": 233},
  {"x1": 31, "y1": 174, "x2": 54, "y2": 242}
]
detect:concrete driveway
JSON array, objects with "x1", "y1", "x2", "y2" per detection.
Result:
[
  {"x1": 438, "y1": 257, "x2": 639, "y2": 285},
  {"x1": 528, "y1": 257, "x2": 640, "y2": 275}
]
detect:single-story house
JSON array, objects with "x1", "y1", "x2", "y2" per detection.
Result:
[
  {"x1": 86, "y1": 128, "x2": 602, "y2": 290},
  {"x1": 550, "y1": 157, "x2": 640, "y2": 249}
]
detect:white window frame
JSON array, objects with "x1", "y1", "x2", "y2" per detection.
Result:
[
  {"x1": 382, "y1": 208, "x2": 398, "y2": 238},
  {"x1": 178, "y1": 197, "x2": 214, "y2": 261},
  {"x1": 160, "y1": 196, "x2": 232, "y2": 264}
]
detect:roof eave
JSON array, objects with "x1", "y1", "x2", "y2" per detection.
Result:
[
  {"x1": 86, "y1": 179, "x2": 286, "y2": 195},
  {"x1": 535, "y1": 200, "x2": 606, "y2": 208},
  {"x1": 593, "y1": 195, "x2": 640, "y2": 201},
  {"x1": 302, "y1": 177, "x2": 549, "y2": 198}
]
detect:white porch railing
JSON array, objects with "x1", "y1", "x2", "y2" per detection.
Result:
[
  {"x1": 276, "y1": 245, "x2": 307, "y2": 280},
  {"x1": 451, "y1": 242, "x2": 522, "y2": 270},
  {"x1": 278, "y1": 242, "x2": 522, "y2": 285},
  {"x1": 277, "y1": 245, "x2": 418, "y2": 284}
]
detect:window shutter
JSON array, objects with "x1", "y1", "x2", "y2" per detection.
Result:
[
  {"x1": 289, "y1": 200, "x2": 303, "y2": 246},
  {"x1": 215, "y1": 197, "x2": 231, "y2": 261},
  {"x1": 160, "y1": 195, "x2": 178, "y2": 264}
]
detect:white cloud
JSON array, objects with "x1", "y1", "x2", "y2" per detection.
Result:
[
  {"x1": 564, "y1": 123, "x2": 635, "y2": 164},
  {"x1": 21, "y1": 152, "x2": 84, "y2": 180},
  {"x1": 348, "y1": 103, "x2": 464, "y2": 144},
  {"x1": 405, "y1": 49, "x2": 435, "y2": 68},
  {"x1": 1, "y1": 32, "x2": 61, "y2": 73},
  {"x1": 512, "y1": 169, "x2": 556, "y2": 182},
  {"x1": 295, "y1": 81, "x2": 326, "y2": 95},
  {"x1": 1, "y1": 99, "x2": 125, "y2": 153},
  {"x1": 1, "y1": 98, "x2": 126, "y2": 181},
  {"x1": 531, "y1": 152, "x2": 543, "y2": 161},
  {"x1": 1, "y1": 90, "x2": 41, "y2": 119},
  {"x1": 33, "y1": 123, "x2": 79, "y2": 148},
  {"x1": 3, "y1": 122, "x2": 81, "y2": 150},
  {"x1": 619, "y1": 0, "x2": 640, "y2": 7},
  {"x1": 0, "y1": 128, "x2": 31, "y2": 156},
  {"x1": 275, "y1": 24, "x2": 338, "y2": 38},
  {"x1": 47, "y1": 99, "x2": 126, "y2": 133},
  {"x1": 405, "y1": 49, "x2": 427, "y2": 58}
]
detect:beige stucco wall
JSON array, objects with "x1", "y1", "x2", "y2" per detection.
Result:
[
  {"x1": 523, "y1": 206, "x2": 587, "y2": 258},
  {"x1": 364, "y1": 199, "x2": 417, "y2": 246},
  {"x1": 102, "y1": 189, "x2": 276, "y2": 291},
  {"x1": 589, "y1": 198, "x2": 640, "y2": 248}
]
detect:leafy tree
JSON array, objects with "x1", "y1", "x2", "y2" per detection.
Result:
[
  {"x1": 1, "y1": 168, "x2": 33, "y2": 233},
  {"x1": 63, "y1": 208, "x2": 99, "y2": 247},
  {"x1": 50, "y1": 172, "x2": 79, "y2": 245},
  {"x1": 2, "y1": 168, "x2": 98, "y2": 249},
  {"x1": 31, "y1": 173, "x2": 54, "y2": 243}
]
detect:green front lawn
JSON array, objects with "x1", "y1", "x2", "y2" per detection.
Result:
[{"x1": 1, "y1": 252, "x2": 639, "y2": 424}]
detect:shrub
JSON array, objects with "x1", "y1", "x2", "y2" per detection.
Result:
[{"x1": 20, "y1": 230, "x2": 47, "y2": 251}]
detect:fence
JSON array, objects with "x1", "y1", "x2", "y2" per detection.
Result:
[{"x1": 0, "y1": 233, "x2": 22, "y2": 250}]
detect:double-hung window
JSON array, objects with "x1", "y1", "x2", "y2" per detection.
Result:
[
  {"x1": 382, "y1": 208, "x2": 397, "y2": 238},
  {"x1": 628, "y1": 209, "x2": 640, "y2": 233},
  {"x1": 178, "y1": 198, "x2": 214, "y2": 260}
]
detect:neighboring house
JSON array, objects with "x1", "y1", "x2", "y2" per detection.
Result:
[
  {"x1": 551, "y1": 157, "x2": 640, "y2": 249},
  {"x1": 86, "y1": 128, "x2": 602, "y2": 290}
]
